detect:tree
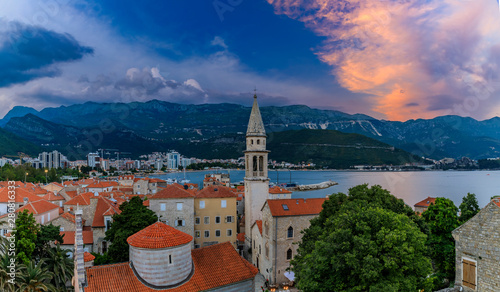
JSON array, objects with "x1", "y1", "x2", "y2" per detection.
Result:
[
  {"x1": 459, "y1": 193, "x2": 480, "y2": 223},
  {"x1": 0, "y1": 237, "x2": 18, "y2": 292},
  {"x1": 34, "y1": 224, "x2": 65, "y2": 261},
  {"x1": 16, "y1": 259, "x2": 56, "y2": 292},
  {"x1": 105, "y1": 196, "x2": 157, "y2": 262},
  {"x1": 294, "y1": 184, "x2": 429, "y2": 272},
  {"x1": 14, "y1": 210, "x2": 40, "y2": 265},
  {"x1": 293, "y1": 202, "x2": 432, "y2": 291},
  {"x1": 43, "y1": 244, "x2": 73, "y2": 291},
  {"x1": 422, "y1": 197, "x2": 459, "y2": 285}
]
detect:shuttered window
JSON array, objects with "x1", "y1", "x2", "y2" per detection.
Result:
[{"x1": 462, "y1": 259, "x2": 476, "y2": 289}]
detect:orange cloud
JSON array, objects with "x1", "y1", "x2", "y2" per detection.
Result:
[{"x1": 267, "y1": 0, "x2": 500, "y2": 120}]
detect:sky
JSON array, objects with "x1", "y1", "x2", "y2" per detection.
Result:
[{"x1": 0, "y1": 0, "x2": 500, "y2": 121}]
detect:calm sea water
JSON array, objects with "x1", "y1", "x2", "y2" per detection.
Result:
[{"x1": 153, "y1": 170, "x2": 500, "y2": 208}]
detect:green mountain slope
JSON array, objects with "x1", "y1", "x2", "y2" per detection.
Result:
[{"x1": 0, "y1": 127, "x2": 42, "y2": 156}]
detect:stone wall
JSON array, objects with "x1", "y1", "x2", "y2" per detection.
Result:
[
  {"x1": 149, "y1": 198, "x2": 194, "y2": 237},
  {"x1": 130, "y1": 242, "x2": 192, "y2": 286},
  {"x1": 210, "y1": 279, "x2": 255, "y2": 292},
  {"x1": 452, "y1": 201, "x2": 500, "y2": 292},
  {"x1": 50, "y1": 216, "x2": 75, "y2": 232}
]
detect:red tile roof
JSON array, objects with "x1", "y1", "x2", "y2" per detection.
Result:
[
  {"x1": 266, "y1": 198, "x2": 326, "y2": 217},
  {"x1": 237, "y1": 232, "x2": 245, "y2": 242},
  {"x1": 85, "y1": 242, "x2": 258, "y2": 292},
  {"x1": 60, "y1": 231, "x2": 93, "y2": 245},
  {"x1": 255, "y1": 220, "x2": 262, "y2": 235},
  {"x1": 196, "y1": 185, "x2": 237, "y2": 198},
  {"x1": 92, "y1": 197, "x2": 121, "y2": 228},
  {"x1": 41, "y1": 192, "x2": 64, "y2": 201},
  {"x1": 493, "y1": 198, "x2": 500, "y2": 208},
  {"x1": 64, "y1": 192, "x2": 94, "y2": 206},
  {"x1": 414, "y1": 197, "x2": 436, "y2": 208},
  {"x1": 84, "y1": 252, "x2": 95, "y2": 262},
  {"x1": 150, "y1": 184, "x2": 195, "y2": 199},
  {"x1": 16, "y1": 200, "x2": 60, "y2": 215},
  {"x1": 65, "y1": 190, "x2": 78, "y2": 198},
  {"x1": 127, "y1": 222, "x2": 193, "y2": 249},
  {"x1": 0, "y1": 187, "x2": 43, "y2": 203},
  {"x1": 60, "y1": 212, "x2": 76, "y2": 223},
  {"x1": 269, "y1": 186, "x2": 292, "y2": 194}
]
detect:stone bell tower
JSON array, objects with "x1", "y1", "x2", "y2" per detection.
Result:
[{"x1": 244, "y1": 93, "x2": 270, "y2": 259}]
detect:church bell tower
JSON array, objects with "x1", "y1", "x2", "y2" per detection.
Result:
[{"x1": 244, "y1": 93, "x2": 270, "y2": 258}]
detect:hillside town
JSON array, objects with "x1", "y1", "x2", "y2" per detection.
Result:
[{"x1": 0, "y1": 95, "x2": 499, "y2": 292}]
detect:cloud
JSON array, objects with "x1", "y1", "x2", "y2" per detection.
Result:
[
  {"x1": 210, "y1": 36, "x2": 228, "y2": 49},
  {"x1": 267, "y1": 0, "x2": 500, "y2": 120},
  {"x1": 0, "y1": 21, "x2": 93, "y2": 87}
]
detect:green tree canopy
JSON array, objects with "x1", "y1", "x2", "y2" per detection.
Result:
[
  {"x1": 422, "y1": 197, "x2": 459, "y2": 284},
  {"x1": 293, "y1": 202, "x2": 432, "y2": 292},
  {"x1": 105, "y1": 196, "x2": 157, "y2": 263},
  {"x1": 458, "y1": 193, "x2": 480, "y2": 224},
  {"x1": 14, "y1": 210, "x2": 40, "y2": 265},
  {"x1": 295, "y1": 184, "x2": 429, "y2": 267},
  {"x1": 34, "y1": 224, "x2": 65, "y2": 261}
]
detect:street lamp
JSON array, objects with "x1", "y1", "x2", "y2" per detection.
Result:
[
  {"x1": 25, "y1": 172, "x2": 28, "y2": 183},
  {"x1": 45, "y1": 169, "x2": 48, "y2": 184}
]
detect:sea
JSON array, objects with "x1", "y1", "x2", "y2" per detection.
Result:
[{"x1": 151, "y1": 170, "x2": 500, "y2": 209}]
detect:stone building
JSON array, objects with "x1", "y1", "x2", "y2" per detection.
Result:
[
  {"x1": 414, "y1": 196, "x2": 436, "y2": 214},
  {"x1": 194, "y1": 185, "x2": 238, "y2": 248},
  {"x1": 84, "y1": 222, "x2": 258, "y2": 291},
  {"x1": 255, "y1": 198, "x2": 326, "y2": 284},
  {"x1": 244, "y1": 94, "x2": 270, "y2": 259},
  {"x1": 452, "y1": 198, "x2": 500, "y2": 291},
  {"x1": 148, "y1": 184, "x2": 195, "y2": 238}
]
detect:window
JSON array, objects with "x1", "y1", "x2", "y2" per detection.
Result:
[
  {"x1": 215, "y1": 230, "x2": 221, "y2": 237},
  {"x1": 259, "y1": 245, "x2": 261, "y2": 254},
  {"x1": 47, "y1": 213, "x2": 50, "y2": 221},
  {"x1": 225, "y1": 216, "x2": 234, "y2": 223},
  {"x1": 204, "y1": 230, "x2": 210, "y2": 238},
  {"x1": 160, "y1": 203, "x2": 166, "y2": 211},
  {"x1": 462, "y1": 258, "x2": 476, "y2": 289},
  {"x1": 265, "y1": 221, "x2": 269, "y2": 236},
  {"x1": 195, "y1": 217, "x2": 200, "y2": 225},
  {"x1": 41, "y1": 215, "x2": 45, "y2": 224},
  {"x1": 169, "y1": 254, "x2": 172, "y2": 264},
  {"x1": 227, "y1": 229, "x2": 232, "y2": 237},
  {"x1": 195, "y1": 231, "x2": 200, "y2": 238},
  {"x1": 265, "y1": 244, "x2": 269, "y2": 258},
  {"x1": 215, "y1": 216, "x2": 221, "y2": 224},
  {"x1": 175, "y1": 219, "x2": 185, "y2": 227},
  {"x1": 287, "y1": 249, "x2": 292, "y2": 260},
  {"x1": 257, "y1": 139, "x2": 260, "y2": 144},
  {"x1": 60, "y1": 227, "x2": 64, "y2": 231},
  {"x1": 221, "y1": 200, "x2": 227, "y2": 208},
  {"x1": 194, "y1": 244, "x2": 200, "y2": 249},
  {"x1": 282, "y1": 204, "x2": 289, "y2": 211},
  {"x1": 204, "y1": 216, "x2": 210, "y2": 224},
  {"x1": 105, "y1": 218, "x2": 112, "y2": 232},
  {"x1": 199, "y1": 201, "x2": 205, "y2": 209},
  {"x1": 287, "y1": 226, "x2": 294, "y2": 238},
  {"x1": 176, "y1": 202, "x2": 183, "y2": 211},
  {"x1": 251, "y1": 139, "x2": 253, "y2": 144}
]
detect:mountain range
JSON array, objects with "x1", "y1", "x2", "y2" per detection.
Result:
[{"x1": 1, "y1": 100, "x2": 499, "y2": 161}]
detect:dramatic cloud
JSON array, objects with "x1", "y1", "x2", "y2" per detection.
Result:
[
  {"x1": 0, "y1": 21, "x2": 93, "y2": 87},
  {"x1": 267, "y1": 0, "x2": 500, "y2": 120}
]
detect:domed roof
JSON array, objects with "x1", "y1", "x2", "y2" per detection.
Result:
[{"x1": 127, "y1": 222, "x2": 193, "y2": 249}]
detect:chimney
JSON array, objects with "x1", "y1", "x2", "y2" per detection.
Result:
[
  {"x1": 23, "y1": 197, "x2": 29, "y2": 206},
  {"x1": 73, "y1": 208, "x2": 86, "y2": 291}
]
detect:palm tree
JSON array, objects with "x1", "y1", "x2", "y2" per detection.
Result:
[
  {"x1": 16, "y1": 259, "x2": 56, "y2": 292},
  {"x1": 0, "y1": 252, "x2": 19, "y2": 292},
  {"x1": 43, "y1": 245, "x2": 74, "y2": 291}
]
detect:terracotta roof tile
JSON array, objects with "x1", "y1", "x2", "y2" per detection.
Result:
[
  {"x1": 127, "y1": 222, "x2": 193, "y2": 249},
  {"x1": 92, "y1": 197, "x2": 121, "y2": 227},
  {"x1": 267, "y1": 198, "x2": 326, "y2": 217},
  {"x1": 60, "y1": 212, "x2": 76, "y2": 223},
  {"x1": 414, "y1": 197, "x2": 436, "y2": 208},
  {"x1": 41, "y1": 192, "x2": 64, "y2": 201},
  {"x1": 85, "y1": 242, "x2": 257, "y2": 292},
  {"x1": 150, "y1": 184, "x2": 195, "y2": 199},
  {"x1": 65, "y1": 190, "x2": 78, "y2": 198},
  {"x1": 60, "y1": 231, "x2": 93, "y2": 245},
  {"x1": 84, "y1": 252, "x2": 95, "y2": 262},
  {"x1": 256, "y1": 220, "x2": 262, "y2": 235},
  {"x1": 196, "y1": 185, "x2": 237, "y2": 198},
  {"x1": 269, "y1": 186, "x2": 292, "y2": 194},
  {"x1": 16, "y1": 200, "x2": 60, "y2": 215},
  {"x1": 0, "y1": 187, "x2": 43, "y2": 203},
  {"x1": 64, "y1": 192, "x2": 94, "y2": 206},
  {"x1": 492, "y1": 198, "x2": 500, "y2": 208},
  {"x1": 237, "y1": 232, "x2": 245, "y2": 242}
]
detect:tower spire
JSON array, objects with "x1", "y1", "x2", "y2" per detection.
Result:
[{"x1": 247, "y1": 92, "x2": 266, "y2": 137}]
